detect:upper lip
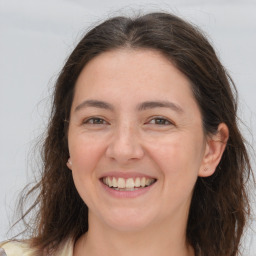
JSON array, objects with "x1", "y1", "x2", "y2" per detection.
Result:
[{"x1": 99, "y1": 171, "x2": 157, "y2": 180}]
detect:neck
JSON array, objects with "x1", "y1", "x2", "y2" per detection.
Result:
[{"x1": 74, "y1": 213, "x2": 194, "y2": 256}]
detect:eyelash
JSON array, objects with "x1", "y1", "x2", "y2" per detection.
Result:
[
  {"x1": 83, "y1": 117, "x2": 109, "y2": 125},
  {"x1": 147, "y1": 117, "x2": 174, "y2": 126},
  {"x1": 82, "y1": 116, "x2": 173, "y2": 126}
]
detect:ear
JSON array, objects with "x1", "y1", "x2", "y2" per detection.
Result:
[
  {"x1": 66, "y1": 158, "x2": 72, "y2": 170},
  {"x1": 199, "y1": 123, "x2": 229, "y2": 177}
]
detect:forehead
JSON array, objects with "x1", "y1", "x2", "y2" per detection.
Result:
[
  {"x1": 72, "y1": 48, "x2": 198, "y2": 113},
  {"x1": 78, "y1": 48, "x2": 182, "y2": 79}
]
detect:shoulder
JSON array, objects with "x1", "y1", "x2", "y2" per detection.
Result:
[
  {"x1": 0, "y1": 238, "x2": 74, "y2": 256},
  {"x1": 54, "y1": 238, "x2": 74, "y2": 256},
  {"x1": 0, "y1": 240, "x2": 36, "y2": 256}
]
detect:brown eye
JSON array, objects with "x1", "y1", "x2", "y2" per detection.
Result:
[
  {"x1": 148, "y1": 118, "x2": 172, "y2": 125},
  {"x1": 84, "y1": 117, "x2": 108, "y2": 125}
]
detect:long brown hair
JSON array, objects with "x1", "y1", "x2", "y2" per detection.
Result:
[{"x1": 16, "y1": 12, "x2": 252, "y2": 256}]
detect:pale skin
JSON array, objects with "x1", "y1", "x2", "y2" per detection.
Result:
[{"x1": 67, "y1": 49, "x2": 229, "y2": 256}]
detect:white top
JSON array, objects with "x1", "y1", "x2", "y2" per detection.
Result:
[{"x1": 0, "y1": 239, "x2": 74, "y2": 256}]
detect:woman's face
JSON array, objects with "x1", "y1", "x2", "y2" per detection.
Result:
[{"x1": 68, "y1": 49, "x2": 210, "y2": 232}]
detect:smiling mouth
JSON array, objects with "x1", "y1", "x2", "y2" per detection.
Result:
[{"x1": 101, "y1": 177, "x2": 157, "y2": 191}]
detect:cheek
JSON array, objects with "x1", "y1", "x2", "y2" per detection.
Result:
[
  {"x1": 146, "y1": 133, "x2": 205, "y2": 188},
  {"x1": 68, "y1": 137, "x2": 105, "y2": 207},
  {"x1": 150, "y1": 135, "x2": 203, "y2": 167},
  {"x1": 68, "y1": 133, "x2": 106, "y2": 173}
]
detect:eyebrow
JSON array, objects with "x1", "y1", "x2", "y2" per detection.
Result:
[
  {"x1": 74, "y1": 99, "x2": 183, "y2": 113},
  {"x1": 137, "y1": 101, "x2": 184, "y2": 113},
  {"x1": 74, "y1": 100, "x2": 114, "y2": 112}
]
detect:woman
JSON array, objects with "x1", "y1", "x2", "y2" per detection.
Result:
[{"x1": 0, "y1": 12, "x2": 253, "y2": 256}]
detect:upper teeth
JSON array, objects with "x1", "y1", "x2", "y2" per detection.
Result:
[{"x1": 102, "y1": 177, "x2": 155, "y2": 189}]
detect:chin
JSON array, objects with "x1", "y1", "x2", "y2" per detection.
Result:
[{"x1": 99, "y1": 208, "x2": 156, "y2": 232}]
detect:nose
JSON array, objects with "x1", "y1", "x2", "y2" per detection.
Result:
[{"x1": 105, "y1": 123, "x2": 144, "y2": 164}]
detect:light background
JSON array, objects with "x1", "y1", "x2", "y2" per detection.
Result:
[{"x1": 0, "y1": 0, "x2": 255, "y2": 254}]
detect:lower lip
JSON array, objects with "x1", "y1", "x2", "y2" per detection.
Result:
[{"x1": 100, "y1": 181, "x2": 156, "y2": 198}]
